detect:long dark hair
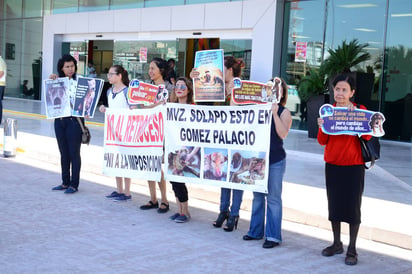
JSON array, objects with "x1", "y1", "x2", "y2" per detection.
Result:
[
  {"x1": 151, "y1": 57, "x2": 169, "y2": 80},
  {"x1": 111, "y1": 65, "x2": 130, "y2": 86},
  {"x1": 57, "y1": 54, "x2": 77, "y2": 78}
]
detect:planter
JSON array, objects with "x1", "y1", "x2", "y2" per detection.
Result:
[{"x1": 306, "y1": 94, "x2": 327, "y2": 138}]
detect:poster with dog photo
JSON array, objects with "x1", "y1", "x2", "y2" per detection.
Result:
[
  {"x1": 72, "y1": 77, "x2": 104, "y2": 118},
  {"x1": 43, "y1": 77, "x2": 71, "y2": 119},
  {"x1": 192, "y1": 49, "x2": 225, "y2": 102},
  {"x1": 232, "y1": 77, "x2": 283, "y2": 105},
  {"x1": 319, "y1": 104, "x2": 385, "y2": 137},
  {"x1": 164, "y1": 103, "x2": 272, "y2": 193}
]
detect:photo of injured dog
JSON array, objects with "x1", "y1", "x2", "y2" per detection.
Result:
[
  {"x1": 82, "y1": 78, "x2": 96, "y2": 117},
  {"x1": 229, "y1": 151, "x2": 266, "y2": 185},
  {"x1": 44, "y1": 78, "x2": 71, "y2": 119},
  {"x1": 167, "y1": 146, "x2": 201, "y2": 178},
  {"x1": 203, "y1": 148, "x2": 228, "y2": 181},
  {"x1": 368, "y1": 112, "x2": 385, "y2": 137}
]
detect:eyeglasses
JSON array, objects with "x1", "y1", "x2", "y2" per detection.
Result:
[
  {"x1": 175, "y1": 84, "x2": 187, "y2": 90},
  {"x1": 107, "y1": 72, "x2": 118, "y2": 77}
]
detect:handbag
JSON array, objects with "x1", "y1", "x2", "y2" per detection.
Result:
[
  {"x1": 76, "y1": 117, "x2": 91, "y2": 145},
  {"x1": 359, "y1": 136, "x2": 380, "y2": 169}
]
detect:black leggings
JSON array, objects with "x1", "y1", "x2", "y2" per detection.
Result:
[{"x1": 170, "y1": 181, "x2": 188, "y2": 203}]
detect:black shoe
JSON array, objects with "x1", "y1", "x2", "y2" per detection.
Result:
[
  {"x1": 263, "y1": 240, "x2": 279, "y2": 248},
  {"x1": 64, "y1": 187, "x2": 78, "y2": 194},
  {"x1": 140, "y1": 201, "x2": 159, "y2": 210},
  {"x1": 223, "y1": 215, "x2": 239, "y2": 232},
  {"x1": 345, "y1": 250, "x2": 358, "y2": 265},
  {"x1": 243, "y1": 235, "x2": 261, "y2": 241},
  {"x1": 213, "y1": 211, "x2": 229, "y2": 228},
  {"x1": 321, "y1": 242, "x2": 344, "y2": 257},
  {"x1": 157, "y1": 202, "x2": 170, "y2": 214},
  {"x1": 52, "y1": 184, "x2": 68, "y2": 191}
]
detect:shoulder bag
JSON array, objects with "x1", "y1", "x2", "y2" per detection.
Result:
[{"x1": 76, "y1": 117, "x2": 91, "y2": 145}]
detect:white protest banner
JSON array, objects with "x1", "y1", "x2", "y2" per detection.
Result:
[
  {"x1": 102, "y1": 106, "x2": 165, "y2": 181},
  {"x1": 164, "y1": 103, "x2": 272, "y2": 193}
]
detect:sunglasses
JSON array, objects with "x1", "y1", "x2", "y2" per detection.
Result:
[{"x1": 175, "y1": 84, "x2": 187, "y2": 90}]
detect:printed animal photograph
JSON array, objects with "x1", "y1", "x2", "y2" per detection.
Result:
[
  {"x1": 82, "y1": 78, "x2": 96, "y2": 117},
  {"x1": 229, "y1": 150, "x2": 266, "y2": 185},
  {"x1": 203, "y1": 148, "x2": 228, "y2": 181},
  {"x1": 167, "y1": 146, "x2": 201, "y2": 178},
  {"x1": 369, "y1": 112, "x2": 385, "y2": 137},
  {"x1": 44, "y1": 78, "x2": 71, "y2": 118}
]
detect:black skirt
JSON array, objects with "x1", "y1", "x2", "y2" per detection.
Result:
[{"x1": 325, "y1": 163, "x2": 365, "y2": 224}]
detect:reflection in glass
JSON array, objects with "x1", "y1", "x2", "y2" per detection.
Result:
[
  {"x1": 4, "y1": 0, "x2": 23, "y2": 19},
  {"x1": 144, "y1": 0, "x2": 183, "y2": 8},
  {"x1": 383, "y1": 0, "x2": 412, "y2": 141},
  {"x1": 110, "y1": 0, "x2": 144, "y2": 10},
  {"x1": 113, "y1": 40, "x2": 178, "y2": 81},
  {"x1": 79, "y1": 0, "x2": 109, "y2": 12},
  {"x1": 23, "y1": 0, "x2": 43, "y2": 18},
  {"x1": 221, "y1": 40, "x2": 252, "y2": 80},
  {"x1": 52, "y1": 0, "x2": 78, "y2": 14}
]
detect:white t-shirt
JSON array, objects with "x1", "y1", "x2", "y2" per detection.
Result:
[{"x1": 107, "y1": 86, "x2": 129, "y2": 109}]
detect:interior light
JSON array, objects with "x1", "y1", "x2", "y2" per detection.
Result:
[
  {"x1": 337, "y1": 4, "x2": 378, "y2": 8},
  {"x1": 353, "y1": 28, "x2": 376, "y2": 32},
  {"x1": 391, "y1": 13, "x2": 412, "y2": 17}
]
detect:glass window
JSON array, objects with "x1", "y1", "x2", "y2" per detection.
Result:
[
  {"x1": 144, "y1": 0, "x2": 183, "y2": 8},
  {"x1": 113, "y1": 40, "x2": 178, "y2": 81},
  {"x1": 22, "y1": 18, "x2": 43, "y2": 100},
  {"x1": 383, "y1": 0, "x2": 412, "y2": 141},
  {"x1": 4, "y1": 0, "x2": 22, "y2": 19},
  {"x1": 79, "y1": 0, "x2": 109, "y2": 12},
  {"x1": 282, "y1": 0, "x2": 326, "y2": 85},
  {"x1": 110, "y1": 0, "x2": 144, "y2": 10},
  {"x1": 221, "y1": 39, "x2": 252, "y2": 80},
  {"x1": 3, "y1": 19, "x2": 22, "y2": 97},
  {"x1": 52, "y1": 0, "x2": 78, "y2": 14},
  {"x1": 43, "y1": 0, "x2": 52, "y2": 16},
  {"x1": 23, "y1": 0, "x2": 43, "y2": 18},
  {"x1": 186, "y1": 0, "x2": 229, "y2": 4}
]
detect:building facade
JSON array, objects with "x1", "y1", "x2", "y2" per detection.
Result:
[{"x1": 0, "y1": 0, "x2": 411, "y2": 142}]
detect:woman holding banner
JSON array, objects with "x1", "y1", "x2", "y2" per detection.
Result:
[
  {"x1": 139, "y1": 57, "x2": 172, "y2": 213},
  {"x1": 243, "y1": 78, "x2": 292, "y2": 248},
  {"x1": 316, "y1": 74, "x2": 370, "y2": 266},
  {"x1": 99, "y1": 65, "x2": 133, "y2": 201},
  {"x1": 192, "y1": 56, "x2": 246, "y2": 231},
  {"x1": 50, "y1": 54, "x2": 83, "y2": 194}
]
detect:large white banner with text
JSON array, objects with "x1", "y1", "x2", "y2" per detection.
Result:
[
  {"x1": 164, "y1": 103, "x2": 272, "y2": 193},
  {"x1": 102, "y1": 106, "x2": 165, "y2": 181}
]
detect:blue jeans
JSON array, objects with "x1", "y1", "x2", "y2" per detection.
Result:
[
  {"x1": 220, "y1": 188, "x2": 244, "y2": 217},
  {"x1": 247, "y1": 159, "x2": 286, "y2": 242},
  {"x1": 54, "y1": 117, "x2": 82, "y2": 189}
]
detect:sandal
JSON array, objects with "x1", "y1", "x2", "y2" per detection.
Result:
[
  {"x1": 140, "y1": 200, "x2": 159, "y2": 210},
  {"x1": 157, "y1": 202, "x2": 169, "y2": 214},
  {"x1": 345, "y1": 251, "x2": 358, "y2": 265}
]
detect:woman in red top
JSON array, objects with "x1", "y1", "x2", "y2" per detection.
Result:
[{"x1": 317, "y1": 74, "x2": 371, "y2": 266}]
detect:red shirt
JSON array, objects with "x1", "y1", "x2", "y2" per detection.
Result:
[{"x1": 317, "y1": 102, "x2": 371, "y2": 166}]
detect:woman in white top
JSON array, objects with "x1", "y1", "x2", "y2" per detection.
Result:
[{"x1": 99, "y1": 65, "x2": 133, "y2": 201}]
